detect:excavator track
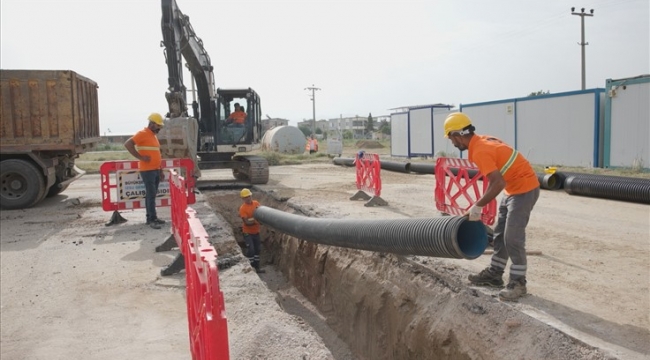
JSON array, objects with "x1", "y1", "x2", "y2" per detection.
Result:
[{"x1": 233, "y1": 155, "x2": 269, "y2": 184}]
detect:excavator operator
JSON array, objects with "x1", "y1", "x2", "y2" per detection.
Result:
[{"x1": 226, "y1": 102, "x2": 247, "y2": 127}]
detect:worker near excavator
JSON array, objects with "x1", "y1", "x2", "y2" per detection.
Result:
[
  {"x1": 124, "y1": 113, "x2": 167, "y2": 230},
  {"x1": 226, "y1": 102, "x2": 247, "y2": 127},
  {"x1": 305, "y1": 134, "x2": 319, "y2": 154},
  {"x1": 443, "y1": 112, "x2": 540, "y2": 301},
  {"x1": 239, "y1": 188, "x2": 265, "y2": 274}
]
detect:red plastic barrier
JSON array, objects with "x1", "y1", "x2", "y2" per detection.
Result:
[
  {"x1": 169, "y1": 170, "x2": 230, "y2": 360},
  {"x1": 100, "y1": 158, "x2": 195, "y2": 212},
  {"x1": 355, "y1": 152, "x2": 382, "y2": 197},
  {"x1": 434, "y1": 157, "x2": 497, "y2": 225}
]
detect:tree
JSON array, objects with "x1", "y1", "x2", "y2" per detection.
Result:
[
  {"x1": 299, "y1": 126, "x2": 311, "y2": 137},
  {"x1": 528, "y1": 90, "x2": 550, "y2": 97},
  {"x1": 378, "y1": 119, "x2": 391, "y2": 135},
  {"x1": 366, "y1": 113, "x2": 375, "y2": 132},
  {"x1": 343, "y1": 130, "x2": 354, "y2": 139}
]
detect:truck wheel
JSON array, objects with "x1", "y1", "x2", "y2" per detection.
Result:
[{"x1": 0, "y1": 159, "x2": 46, "y2": 209}]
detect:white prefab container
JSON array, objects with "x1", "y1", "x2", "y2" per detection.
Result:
[
  {"x1": 261, "y1": 125, "x2": 306, "y2": 154},
  {"x1": 390, "y1": 105, "x2": 454, "y2": 158},
  {"x1": 461, "y1": 89, "x2": 605, "y2": 167},
  {"x1": 604, "y1": 75, "x2": 650, "y2": 169}
]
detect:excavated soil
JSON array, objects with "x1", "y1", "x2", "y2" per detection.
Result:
[{"x1": 205, "y1": 164, "x2": 649, "y2": 359}]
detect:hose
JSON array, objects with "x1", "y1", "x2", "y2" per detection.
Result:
[{"x1": 254, "y1": 206, "x2": 488, "y2": 259}]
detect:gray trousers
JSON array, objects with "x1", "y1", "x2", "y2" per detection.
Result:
[{"x1": 490, "y1": 187, "x2": 540, "y2": 282}]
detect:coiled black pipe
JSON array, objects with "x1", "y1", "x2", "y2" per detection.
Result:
[
  {"x1": 254, "y1": 206, "x2": 488, "y2": 259},
  {"x1": 536, "y1": 173, "x2": 561, "y2": 190},
  {"x1": 563, "y1": 175, "x2": 650, "y2": 204}
]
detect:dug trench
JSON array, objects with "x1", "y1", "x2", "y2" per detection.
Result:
[{"x1": 203, "y1": 190, "x2": 608, "y2": 360}]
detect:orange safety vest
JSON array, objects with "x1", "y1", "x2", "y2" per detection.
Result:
[{"x1": 305, "y1": 138, "x2": 319, "y2": 151}]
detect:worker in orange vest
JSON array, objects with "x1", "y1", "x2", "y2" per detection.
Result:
[{"x1": 305, "y1": 134, "x2": 319, "y2": 154}]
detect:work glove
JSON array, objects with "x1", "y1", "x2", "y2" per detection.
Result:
[{"x1": 465, "y1": 204, "x2": 483, "y2": 221}]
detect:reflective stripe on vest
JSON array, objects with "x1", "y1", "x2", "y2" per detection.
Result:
[
  {"x1": 135, "y1": 146, "x2": 160, "y2": 151},
  {"x1": 500, "y1": 149, "x2": 519, "y2": 175}
]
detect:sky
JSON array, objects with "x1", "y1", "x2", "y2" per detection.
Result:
[{"x1": 1, "y1": 0, "x2": 648, "y2": 135}]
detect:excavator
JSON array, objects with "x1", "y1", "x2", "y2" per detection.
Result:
[{"x1": 158, "y1": 0, "x2": 269, "y2": 184}]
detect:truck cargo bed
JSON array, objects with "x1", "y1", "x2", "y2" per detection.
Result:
[{"x1": 0, "y1": 70, "x2": 101, "y2": 154}]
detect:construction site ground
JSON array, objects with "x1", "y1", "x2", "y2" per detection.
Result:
[{"x1": 1, "y1": 160, "x2": 648, "y2": 359}]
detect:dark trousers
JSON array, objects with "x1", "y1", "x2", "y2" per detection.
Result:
[
  {"x1": 140, "y1": 170, "x2": 160, "y2": 222},
  {"x1": 490, "y1": 187, "x2": 540, "y2": 282},
  {"x1": 243, "y1": 233, "x2": 262, "y2": 269}
]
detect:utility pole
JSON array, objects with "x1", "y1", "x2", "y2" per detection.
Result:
[
  {"x1": 304, "y1": 85, "x2": 321, "y2": 135},
  {"x1": 571, "y1": 7, "x2": 594, "y2": 90}
]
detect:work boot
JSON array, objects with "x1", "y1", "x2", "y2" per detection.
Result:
[
  {"x1": 468, "y1": 267, "x2": 504, "y2": 287},
  {"x1": 152, "y1": 218, "x2": 166, "y2": 225},
  {"x1": 499, "y1": 279, "x2": 527, "y2": 301},
  {"x1": 148, "y1": 222, "x2": 162, "y2": 230}
]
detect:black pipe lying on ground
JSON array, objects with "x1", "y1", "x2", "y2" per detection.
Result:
[
  {"x1": 408, "y1": 162, "x2": 435, "y2": 175},
  {"x1": 332, "y1": 157, "x2": 355, "y2": 167},
  {"x1": 254, "y1": 206, "x2": 488, "y2": 259},
  {"x1": 332, "y1": 158, "x2": 411, "y2": 173},
  {"x1": 537, "y1": 173, "x2": 562, "y2": 190},
  {"x1": 380, "y1": 161, "x2": 411, "y2": 173},
  {"x1": 562, "y1": 174, "x2": 650, "y2": 204}
]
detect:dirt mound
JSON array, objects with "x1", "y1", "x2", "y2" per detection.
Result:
[{"x1": 355, "y1": 140, "x2": 384, "y2": 149}]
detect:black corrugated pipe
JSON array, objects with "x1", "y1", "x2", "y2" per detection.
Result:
[
  {"x1": 537, "y1": 173, "x2": 561, "y2": 190},
  {"x1": 409, "y1": 162, "x2": 435, "y2": 175},
  {"x1": 333, "y1": 157, "x2": 355, "y2": 167},
  {"x1": 380, "y1": 161, "x2": 411, "y2": 173},
  {"x1": 254, "y1": 206, "x2": 488, "y2": 259},
  {"x1": 563, "y1": 175, "x2": 650, "y2": 204}
]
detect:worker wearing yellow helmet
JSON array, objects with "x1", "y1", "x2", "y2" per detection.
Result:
[
  {"x1": 124, "y1": 113, "x2": 166, "y2": 229},
  {"x1": 239, "y1": 188, "x2": 265, "y2": 273},
  {"x1": 443, "y1": 112, "x2": 540, "y2": 301}
]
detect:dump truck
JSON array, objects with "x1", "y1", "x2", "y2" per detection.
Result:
[{"x1": 0, "y1": 70, "x2": 101, "y2": 209}]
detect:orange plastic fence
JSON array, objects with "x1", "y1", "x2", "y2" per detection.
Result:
[
  {"x1": 434, "y1": 157, "x2": 497, "y2": 225},
  {"x1": 169, "y1": 170, "x2": 230, "y2": 360},
  {"x1": 355, "y1": 153, "x2": 382, "y2": 197}
]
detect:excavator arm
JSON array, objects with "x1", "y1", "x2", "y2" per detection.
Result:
[{"x1": 161, "y1": 0, "x2": 216, "y2": 133}]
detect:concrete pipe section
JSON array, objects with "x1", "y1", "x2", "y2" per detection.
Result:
[{"x1": 254, "y1": 206, "x2": 488, "y2": 259}]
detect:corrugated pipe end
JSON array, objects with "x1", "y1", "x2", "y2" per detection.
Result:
[{"x1": 455, "y1": 218, "x2": 489, "y2": 259}]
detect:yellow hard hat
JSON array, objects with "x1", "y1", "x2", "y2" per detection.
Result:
[
  {"x1": 148, "y1": 113, "x2": 164, "y2": 126},
  {"x1": 443, "y1": 112, "x2": 472, "y2": 138},
  {"x1": 240, "y1": 188, "x2": 252, "y2": 198}
]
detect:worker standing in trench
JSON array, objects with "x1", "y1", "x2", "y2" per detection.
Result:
[
  {"x1": 239, "y1": 188, "x2": 266, "y2": 274},
  {"x1": 443, "y1": 112, "x2": 540, "y2": 301}
]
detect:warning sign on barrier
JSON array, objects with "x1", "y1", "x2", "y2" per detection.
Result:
[
  {"x1": 100, "y1": 158, "x2": 195, "y2": 212},
  {"x1": 116, "y1": 168, "x2": 176, "y2": 200}
]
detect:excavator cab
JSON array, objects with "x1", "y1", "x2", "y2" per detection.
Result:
[{"x1": 211, "y1": 88, "x2": 262, "y2": 149}]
